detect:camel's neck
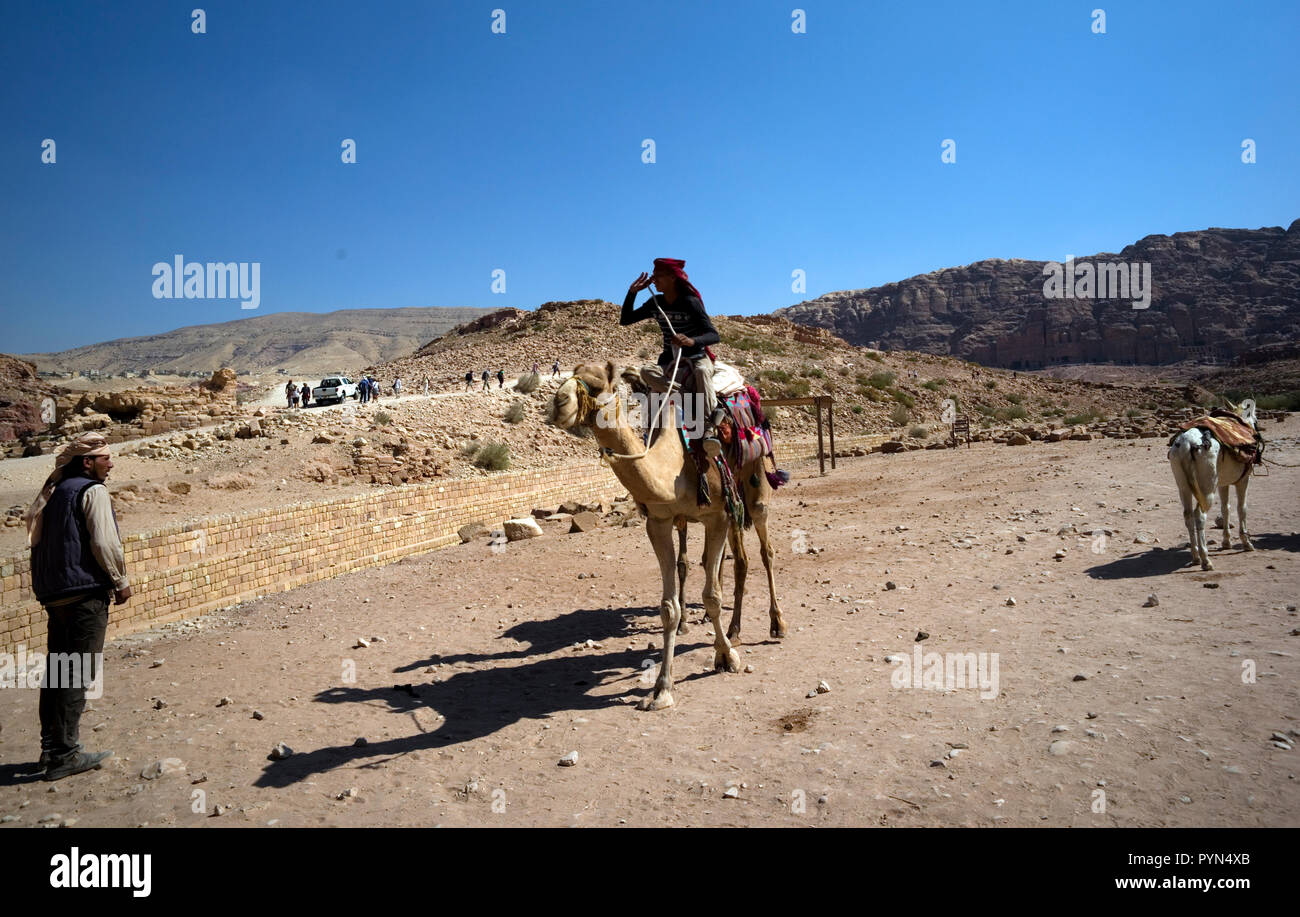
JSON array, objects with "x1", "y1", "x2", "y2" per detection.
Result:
[{"x1": 590, "y1": 400, "x2": 683, "y2": 505}]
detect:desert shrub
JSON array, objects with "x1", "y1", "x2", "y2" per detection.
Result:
[
  {"x1": 762, "y1": 368, "x2": 792, "y2": 384},
  {"x1": 865, "y1": 370, "x2": 896, "y2": 389},
  {"x1": 784, "y1": 378, "x2": 812, "y2": 398},
  {"x1": 1126, "y1": 408, "x2": 1142, "y2": 418},
  {"x1": 984, "y1": 379, "x2": 998, "y2": 390},
  {"x1": 995, "y1": 405, "x2": 1028, "y2": 421},
  {"x1": 889, "y1": 404, "x2": 910, "y2": 426},
  {"x1": 729, "y1": 335, "x2": 786, "y2": 355},
  {"x1": 922, "y1": 379, "x2": 945, "y2": 391},
  {"x1": 374, "y1": 411, "x2": 393, "y2": 426},
  {"x1": 504, "y1": 400, "x2": 527, "y2": 423},
  {"x1": 1257, "y1": 391, "x2": 1300, "y2": 411},
  {"x1": 851, "y1": 404, "x2": 864, "y2": 414},
  {"x1": 514, "y1": 371, "x2": 540, "y2": 394},
  {"x1": 909, "y1": 425, "x2": 929, "y2": 439},
  {"x1": 460, "y1": 440, "x2": 481, "y2": 457},
  {"x1": 473, "y1": 441, "x2": 510, "y2": 470},
  {"x1": 1064, "y1": 411, "x2": 1100, "y2": 425},
  {"x1": 865, "y1": 351, "x2": 884, "y2": 362},
  {"x1": 800, "y1": 365, "x2": 825, "y2": 379},
  {"x1": 1006, "y1": 392, "x2": 1023, "y2": 404},
  {"x1": 889, "y1": 388, "x2": 915, "y2": 408}
]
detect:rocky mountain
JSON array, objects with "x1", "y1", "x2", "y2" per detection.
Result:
[
  {"x1": 20, "y1": 307, "x2": 498, "y2": 375},
  {"x1": 776, "y1": 221, "x2": 1300, "y2": 369}
]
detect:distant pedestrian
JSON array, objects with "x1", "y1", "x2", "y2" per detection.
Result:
[
  {"x1": 393, "y1": 377, "x2": 403, "y2": 397},
  {"x1": 497, "y1": 368, "x2": 505, "y2": 389},
  {"x1": 551, "y1": 360, "x2": 560, "y2": 378},
  {"x1": 285, "y1": 381, "x2": 296, "y2": 408},
  {"x1": 24, "y1": 433, "x2": 126, "y2": 781},
  {"x1": 465, "y1": 370, "x2": 474, "y2": 391},
  {"x1": 290, "y1": 382, "x2": 300, "y2": 408},
  {"x1": 359, "y1": 377, "x2": 369, "y2": 404},
  {"x1": 300, "y1": 382, "x2": 311, "y2": 408},
  {"x1": 481, "y1": 369, "x2": 491, "y2": 392},
  {"x1": 422, "y1": 376, "x2": 429, "y2": 395},
  {"x1": 532, "y1": 361, "x2": 539, "y2": 374},
  {"x1": 369, "y1": 377, "x2": 380, "y2": 402}
]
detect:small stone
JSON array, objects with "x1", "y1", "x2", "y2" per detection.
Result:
[
  {"x1": 815, "y1": 680, "x2": 831, "y2": 695},
  {"x1": 1048, "y1": 740, "x2": 1072, "y2": 756},
  {"x1": 336, "y1": 787, "x2": 358, "y2": 800},
  {"x1": 354, "y1": 637, "x2": 371, "y2": 648},
  {"x1": 216, "y1": 697, "x2": 232, "y2": 707},
  {"x1": 722, "y1": 786, "x2": 740, "y2": 799},
  {"x1": 1203, "y1": 582, "x2": 1220, "y2": 590},
  {"x1": 743, "y1": 664, "x2": 754, "y2": 674},
  {"x1": 1051, "y1": 725, "x2": 1070, "y2": 733},
  {"x1": 1143, "y1": 594, "x2": 1159, "y2": 608},
  {"x1": 140, "y1": 757, "x2": 186, "y2": 780},
  {"x1": 558, "y1": 751, "x2": 579, "y2": 767},
  {"x1": 251, "y1": 710, "x2": 264, "y2": 720},
  {"x1": 915, "y1": 631, "x2": 929, "y2": 641},
  {"x1": 1072, "y1": 673, "x2": 1088, "y2": 681},
  {"x1": 1005, "y1": 597, "x2": 1016, "y2": 606},
  {"x1": 268, "y1": 742, "x2": 293, "y2": 761},
  {"x1": 1086, "y1": 711, "x2": 1098, "y2": 719},
  {"x1": 884, "y1": 581, "x2": 897, "y2": 591},
  {"x1": 929, "y1": 759, "x2": 946, "y2": 768},
  {"x1": 353, "y1": 737, "x2": 367, "y2": 747},
  {"x1": 150, "y1": 659, "x2": 165, "y2": 668}
]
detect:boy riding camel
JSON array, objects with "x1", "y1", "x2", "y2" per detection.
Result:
[{"x1": 621, "y1": 258, "x2": 724, "y2": 455}]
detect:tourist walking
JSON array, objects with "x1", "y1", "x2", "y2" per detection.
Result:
[
  {"x1": 285, "y1": 380, "x2": 296, "y2": 408},
  {"x1": 481, "y1": 369, "x2": 491, "y2": 392}
]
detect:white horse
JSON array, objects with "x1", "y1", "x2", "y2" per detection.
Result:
[{"x1": 1167, "y1": 399, "x2": 1258, "y2": 570}]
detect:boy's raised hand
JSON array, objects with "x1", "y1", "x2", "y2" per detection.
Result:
[{"x1": 629, "y1": 272, "x2": 652, "y2": 293}]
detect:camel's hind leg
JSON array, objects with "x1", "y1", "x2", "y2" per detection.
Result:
[
  {"x1": 1218, "y1": 485, "x2": 1232, "y2": 551},
  {"x1": 1236, "y1": 475, "x2": 1254, "y2": 550},
  {"x1": 701, "y1": 516, "x2": 741, "y2": 674},
  {"x1": 725, "y1": 523, "x2": 748, "y2": 642},
  {"x1": 640, "y1": 516, "x2": 682, "y2": 711},
  {"x1": 674, "y1": 517, "x2": 689, "y2": 634},
  {"x1": 750, "y1": 499, "x2": 787, "y2": 638}
]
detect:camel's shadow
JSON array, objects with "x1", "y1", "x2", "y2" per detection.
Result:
[
  {"x1": 1086, "y1": 532, "x2": 1300, "y2": 580},
  {"x1": 1085, "y1": 546, "x2": 1203, "y2": 579},
  {"x1": 254, "y1": 604, "x2": 714, "y2": 789}
]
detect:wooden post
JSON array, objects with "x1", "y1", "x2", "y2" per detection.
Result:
[
  {"x1": 827, "y1": 397, "x2": 836, "y2": 469},
  {"x1": 815, "y1": 396, "x2": 825, "y2": 475}
]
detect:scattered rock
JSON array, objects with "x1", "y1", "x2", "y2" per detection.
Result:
[
  {"x1": 140, "y1": 758, "x2": 186, "y2": 780},
  {"x1": 268, "y1": 743, "x2": 293, "y2": 761},
  {"x1": 1143, "y1": 594, "x2": 1159, "y2": 607},
  {"x1": 558, "y1": 751, "x2": 579, "y2": 767},
  {"x1": 504, "y1": 517, "x2": 544, "y2": 541},
  {"x1": 1048, "y1": 740, "x2": 1073, "y2": 756}
]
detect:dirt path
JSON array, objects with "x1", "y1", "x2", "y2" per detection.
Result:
[{"x1": 1, "y1": 418, "x2": 1297, "y2": 827}]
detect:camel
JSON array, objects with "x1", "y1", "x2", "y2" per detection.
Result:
[
  {"x1": 547, "y1": 360, "x2": 786, "y2": 710},
  {"x1": 1168, "y1": 399, "x2": 1258, "y2": 570}
]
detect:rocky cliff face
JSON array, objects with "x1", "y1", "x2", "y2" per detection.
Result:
[{"x1": 776, "y1": 221, "x2": 1300, "y2": 368}]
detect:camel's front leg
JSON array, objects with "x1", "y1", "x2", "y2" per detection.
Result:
[
  {"x1": 1236, "y1": 476, "x2": 1254, "y2": 550},
  {"x1": 640, "y1": 517, "x2": 682, "y2": 710},
  {"x1": 725, "y1": 523, "x2": 748, "y2": 641},
  {"x1": 1218, "y1": 486, "x2": 1232, "y2": 550},
  {"x1": 702, "y1": 517, "x2": 741, "y2": 673},
  {"x1": 751, "y1": 503, "x2": 787, "y2": 638}
]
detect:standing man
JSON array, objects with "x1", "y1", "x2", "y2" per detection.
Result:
[
  {"x1": 551, "y1": 359, "x2": 560, "y2": 379},
  {"x1": 481, "y1": 369, "x2": 491, "y2": 392},
  {"x1": 465, "y1": 370, "x2": 474, "y2": 392},
  {"x1": 285, "y1": 380, "x2": 296, "y2": 408},
  {"x1": 393, "y1": 376, "x2": 403, "y2": 398},
  {"x1": 621, "y1": 257, "x2": 723, "y2": 454},
  {"x1": 24, "y1": 433, "x2": 126, "y2": 781},
  {"x1": 497, "y1": 368, "x2": 505, "y2": 389}
]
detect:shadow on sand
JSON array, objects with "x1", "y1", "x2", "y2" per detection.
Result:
[
  {"x1": 254, "y1": 604, "x2": 715, "y2": 789},
  {"x1": 1086, "y1": 531, "x2": 1300, "y2": 580}
]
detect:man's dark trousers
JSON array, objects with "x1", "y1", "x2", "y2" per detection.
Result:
[{"x1": 40, "y1": 592, "x2": 109, "y2": 761}]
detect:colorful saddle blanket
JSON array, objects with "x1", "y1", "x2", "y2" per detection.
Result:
[
  {"x1": 719, "y1": 387, "x2": 772, "y2": 467},
  {"x1": 1177, "y1": 410, "x2": 1263, "y2": 464}
]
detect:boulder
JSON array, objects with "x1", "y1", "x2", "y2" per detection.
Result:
[
  {"x1": 1007, "y1": 432, "x2": 1031, "y2": 446},
  {"x1": 569, "y1": 511, "x2": 600, "y2": 533},
  {"x1": 504, "y1": 517, "x2": 543, "y2": 541}
]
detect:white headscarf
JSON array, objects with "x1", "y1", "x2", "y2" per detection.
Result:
[{"x1": 25, "y1": 432, "x2": 110, "y2": 546}]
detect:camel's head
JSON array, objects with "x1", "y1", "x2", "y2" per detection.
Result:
[
  {"x1": 547, "y1": 361, "x2": 620, "y2": 432},
  {"x1": 1226, "y1": 398, "x2": 1258, "y2": 430}
]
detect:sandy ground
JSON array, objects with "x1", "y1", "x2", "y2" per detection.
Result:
[{"x1": 0, "y1": 417, "x2": 1297, "y2": 827}]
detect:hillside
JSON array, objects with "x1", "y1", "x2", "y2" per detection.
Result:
[
  {"x1": 776, "y1": 221, "x2": 1300, "y2": 369},
  {"x1": 20, "y1": 306, "x2": 498, "y2": 375}
]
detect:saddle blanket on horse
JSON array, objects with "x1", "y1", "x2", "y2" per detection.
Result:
[{"x1": 1178, "y1": 411, "x2": 1262, "y2": 464}]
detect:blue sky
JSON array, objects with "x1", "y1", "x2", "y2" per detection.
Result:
[{"x1": 2, "y1": 0, "x2": 1297, "y2": 353}]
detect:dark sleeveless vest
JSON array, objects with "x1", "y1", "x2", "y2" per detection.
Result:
[{"x1": 30, "y1": 473, "x2": 116, "y2": 604}]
